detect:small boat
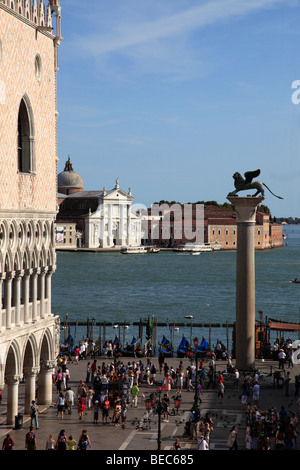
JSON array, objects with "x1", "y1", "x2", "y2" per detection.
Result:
[
  {"x1": 291, "y1": 279, "x2": 300, "y2": 284},
  {"x1": 147, "y1": 246, "x2": 160, "y2": 253},
  {"x1": 158, "y1": 335, "x2": 173, "y2": 357}
]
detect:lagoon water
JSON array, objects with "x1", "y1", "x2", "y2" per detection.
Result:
[{"x1": 52, "y1": 225, "x2": 300, "y2": 349}]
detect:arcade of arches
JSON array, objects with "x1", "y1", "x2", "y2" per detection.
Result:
[{"x1": 0, "y1": 216, "x2": 59, "y2": 425}]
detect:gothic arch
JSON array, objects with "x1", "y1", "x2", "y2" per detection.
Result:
[
  {"x1": 22, "y1": 246, "x2": 31, "y2": 270},
  {"x1": 31, "y1": 246, "x2": 39, "y2": 270},
  {"x1": 13, "y1": 249, "x2": 22, "y2": 272},
  {"x1": 5, "y1": 340, "x2": 21, "y2": 378},
  {"x1": 0, "y1": 219, "x2": 9, "y2": 252},
  {"x1": 40, "y1": 328, "x2": 54, "y2": 363},
  {"x1": 17, "y1": 93, "x2": 36, "y2": 174},
  {"x1": 4, "y1": 250, "x2": 13, "y2": 273},
  {"x1": 23, "y1": 334, "x2": 39, "y2": 370}
]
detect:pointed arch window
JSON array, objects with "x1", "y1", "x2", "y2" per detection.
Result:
[{"x1": 17, "y1": 95, "x2": 36, "y2": 174}]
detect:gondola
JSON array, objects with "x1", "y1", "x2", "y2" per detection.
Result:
[
  {"x1": 112, "y1": 335, "x2": 122, "y2": 358},
  {"x1": 194, "y1": 337, "x2": 209, "y2": 356},
  {"x1": 158, "y1": 335, "x2": 173, "y2": 357},
  {"x1": 59, "y1": 334, "x2": 74, "y2": 356},
  {"x1": 177, "y1": 335, "x2": 193, "y2": 358},
  {"x1": 122, "y1": 336, "x2": 143, "y2": 357}
]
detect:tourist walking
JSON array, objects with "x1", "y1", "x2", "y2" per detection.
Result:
[
  {"x1": 86, "y1": 361, "x2": 91, "y2": 383},
  {"x1": 77, "y1": 430, "x2": 92, "y2": 450},
  {"x1": 56, "y1": 392, "x2": 65, "y2": 418},
  {"x1": 233, "y1": 368, "x2": 240, "y2": 391},
  {"x1": 101, "y1": 395, "x2": 110, "y2": 424},
  {"x1": 45, "y1": 434, "x2": 55, "y2": 450},
  {"x1": 217, "y1": 380, "x2": 225, "y2": 403},
  {"x1": 25, "y1": 426, "x2": 37, "y2": 450},
  {"x1": 252, "y1": 381, "x2": 260, "y2": 407},
  {"x1": 227, "y1": 426, "x2": 238, "y2": 450},
  {"x1": 278, "y1": 349, "x2": 286, "y2": 369},
  {"x1": 131, "y1": 382, "x2": 139, "y2": 407},
  {"x1": 55, "y1": 429, "x2": 67, "y2": 451},
  {"x1": 77, "y1": 395, "x2": 86, "y2": 420},
  {"x1": 65, "y1": 387, "x2": 75, "y2": 414},
  {"x1": 30, "y1": 400, "x2": 39, "y2": 429},
  {"x1": 162, "y1": 394, "x2": 170, "y2": 423},
  {"x1": 68, "y1": 435, "x2": 77, "y2": 450},
  {"x1": 56, "y1": 368, "x2": 63, "y2": 392},
  {"x1": 198, "y1": 435, "x2": 209, "y2": 450},
  {"x1": 2, "y1": 434, "x2": 14, "y2": 450}
]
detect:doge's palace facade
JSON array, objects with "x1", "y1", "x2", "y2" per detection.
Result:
[{"x1": 0, "y1": 0, "x2": 62, "y2": 424}]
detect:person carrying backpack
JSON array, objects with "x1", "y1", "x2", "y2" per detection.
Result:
[
  {"x1": 25, "y1": 426, "x2": 36, "y2": 450},
  {"x1": 2, "y1": 434, "x2": 14, "y2": 450},
  {"x1": 56, "y1": 429, "x2": 67, "y2": 451}
]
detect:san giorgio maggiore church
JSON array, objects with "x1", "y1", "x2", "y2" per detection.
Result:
[
  {"x1": 56, "y1": 157, "x2": 142, "y2": 249},
  {"x1": 0, "y1": 0, "x2": 62, "y2": 424}
]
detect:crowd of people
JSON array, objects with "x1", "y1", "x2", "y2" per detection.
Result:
[{"x1": 2, "y1": 334, "x2": 300, "y2": 450}]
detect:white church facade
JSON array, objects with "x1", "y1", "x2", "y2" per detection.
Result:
[
  {"x1": 57, "y1": 161, "x2": 142, "y2": 249},
  {"x1": 85, "y1": 182, "x2": 142, "y2": 249}
]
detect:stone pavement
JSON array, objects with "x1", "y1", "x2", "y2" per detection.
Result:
[{"x1": 0, "y1": 354, "x2": 299, "y2": 453}]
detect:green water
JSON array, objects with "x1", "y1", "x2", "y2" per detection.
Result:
[{"x1": 52, "y1": 225, "x2": 300, "y2": 346}]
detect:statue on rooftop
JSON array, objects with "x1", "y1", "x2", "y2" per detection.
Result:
[{"x1": 228, "y1": 169, "x2": 283, "y2": 199}]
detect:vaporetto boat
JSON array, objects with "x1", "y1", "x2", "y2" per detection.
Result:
[
  {"x1": 121, "y1": 246, "x2": 160, "y2": 254},
  {"x1": 121, "y1": 246, "x2": 148, "y2": 254},
  {"x1": 173, "y1": 243, "x2": 222, "y2": 253}
]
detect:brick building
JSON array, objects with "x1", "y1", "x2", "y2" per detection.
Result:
[{"x1": 141, "y1": 203, "x2": 283, "y2": 249}]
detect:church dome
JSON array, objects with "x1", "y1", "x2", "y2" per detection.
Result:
[{"x1": 58, "y1": 156, "x2": 84, "y2": 194}]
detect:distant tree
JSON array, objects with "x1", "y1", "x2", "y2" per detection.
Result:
[{"x1": 258, "y1": 204, "x2": 271, "y2": 216}]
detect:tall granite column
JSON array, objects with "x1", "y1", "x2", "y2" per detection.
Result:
[{"x1": 227, "y1": 196, "x2": 264, "y2": 371}]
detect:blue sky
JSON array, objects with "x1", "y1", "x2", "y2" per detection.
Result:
[{"x1": 56, "y1": 0, "x2": 300, "y2": 218}]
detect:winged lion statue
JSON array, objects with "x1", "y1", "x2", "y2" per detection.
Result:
[{"x1": 227, "y1": 169, "x2": 283, "y2": 199}]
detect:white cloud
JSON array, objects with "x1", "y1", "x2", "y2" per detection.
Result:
[{"x1": 76, "y1": 0, "x2": 286, "y2": 56}]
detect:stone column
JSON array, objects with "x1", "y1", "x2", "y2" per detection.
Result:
[
  {"x1": 24, "y1": 367, "x2": 39, "y2": 414},
  {"x1": 108, "y1": 204, "x2": 113, "y2": 246},
  {"x1": 127, "y1": 204, "x2": 131, "y2": 245},
  {"x1": 6, "y1": 375, "x2": 20, "y2": 425},
  {"x1": 45, "y1": 269, "x2": 52, "y2": 315},
  {"x1": 37, "y1": 361, "x2": 54, "y2": 406},
  {"x1": 38, "y1": 268, "x2": 46, "y2": 319},
  {"x1": 4, "y1": 273, "x2": 12, "y2": 329},
  {"x1": 0, "y1": 277, "x2": 3, "y2": 331},
  {"x1": 23, "y1": 269, "x2": 30, "y2": 323},
  {"x1": 30, "y1": 268, "x2": 38, "y2": 322},
  {"x1": 227, "y1": 196, "x2": 264, "y2": 371},
  {"x1": 13, "y1": 271, "x2": 22, "y2": 326}
]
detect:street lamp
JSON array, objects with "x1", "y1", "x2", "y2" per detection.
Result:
[
  {"x1": 185, "y1": 315, "x2": 194, "y2": 344},
  {"x1": 193, "y1": 351, "x2": 201, "y2": 410},
  {"x1": 156, "y1": 381, "x2": 163, "y2": 451},
  {"x1": 145, "y1": 381, "x2": 164, "y2": 450}
]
